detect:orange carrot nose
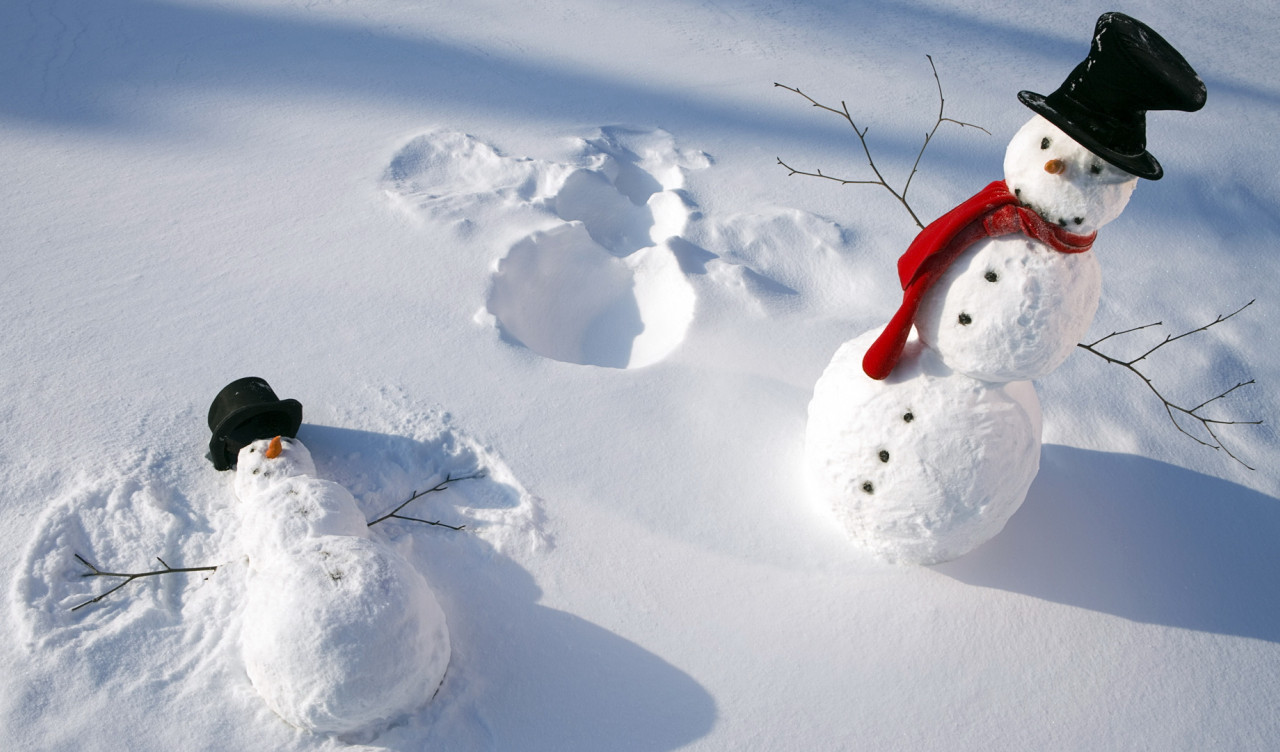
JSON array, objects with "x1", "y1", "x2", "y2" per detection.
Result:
[
  {"x1": 1044, "y1": 159, "x2": 1066, "y2": 175},
  {"x1": 265, "y1": 436, "x2": 283, "y2": 459}
]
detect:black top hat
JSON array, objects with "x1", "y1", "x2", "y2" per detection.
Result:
[
  {"x1": 1018, "y1": 12, "x2": 1206, "y2": 180},
  {"x1": 207, "y1": 377, "x2": 303, "y2": 471}
]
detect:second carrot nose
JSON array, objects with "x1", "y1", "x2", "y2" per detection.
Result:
[{"x1": 1044, "y1": 159, "x2": 1066, "y2": 175}]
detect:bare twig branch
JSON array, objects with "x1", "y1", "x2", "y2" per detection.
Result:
[
  {"x1": 1081, "y1": 320, "x2": 1164, "y2": 348},
  {"x1": 72, "y1": 554, "x2": 218, "y2": 611},
  {"x1": 1078, "y1": 300, "x2": 1261, "y2": 469},
  {"x1": 776, "y1": 56, "x2": 989, "y2": 230},
  {"x1": 904, "y1": 56, "x2": 992, "y2": 202},
  {"x1": 366, "y1": 472, "x2": 485, "y2": 529},
  {"x1": 775, "y1": 158, "x2": 882, "y2": 187}
]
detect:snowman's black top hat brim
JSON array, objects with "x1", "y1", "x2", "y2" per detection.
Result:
[
  {"x1": 208, "y1": 399, "x2": 303, "y2": 468},
  {"x1": 1017, "y1": 90, "x2": 1165, "y2": 179},
  {"x1": 207, "y1": 377, "x2": 303, "y2": 471},
  {"x1": 1018, "y1": 12, "x2": 1206, "y2": 181}
]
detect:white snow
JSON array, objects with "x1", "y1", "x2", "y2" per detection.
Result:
[{"x1": 4, "y1": 1, "x2": 1280, "y2": 750}]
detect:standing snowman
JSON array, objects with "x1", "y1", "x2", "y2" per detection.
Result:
[
  {"x1": 805, "y1": 13, "x2": 1206, "y2": 564},
  {"x1": 208, "y1": 378, "x2": 451, "y2": 736}
]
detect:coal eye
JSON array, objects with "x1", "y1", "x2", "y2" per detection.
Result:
[
  {"x1": 1090, "y1": 164, "x2": 1102, "y2": 175},
  {"x1": 1040, "y1": 137, "x2": 1051, "y2": 150}
]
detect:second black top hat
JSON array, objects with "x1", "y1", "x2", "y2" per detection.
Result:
[{"x1": 207, "y1": 377, "x2": 303, "y2": 471}]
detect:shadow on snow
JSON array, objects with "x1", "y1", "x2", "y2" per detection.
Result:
[
  {"x1": 299, "y1": 423, "x2": 719, "y2": 751},
  {"x1": 936, "y1": 445, "x2": 1280, "y2": 644}
]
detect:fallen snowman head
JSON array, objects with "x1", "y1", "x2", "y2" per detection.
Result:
[
  {"x1": 806, "y1": 12, "x2": 1206, "y2": 564},
  {"x1": 234, "y1": 435, "x2": 452, "y2": 736}
]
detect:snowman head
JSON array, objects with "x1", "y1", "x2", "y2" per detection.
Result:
[
  {"x1": 234, "y1": 435, "x2": 317, "y2": 498},
  {"x1": 1004, "y1": 115, "x2": 1139, "y2": 235}
]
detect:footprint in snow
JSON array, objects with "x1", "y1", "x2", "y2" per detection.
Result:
[
  {"x1": 384, "y1": 127, "x2": 702, "y2": 369},
  {"x1": 383, "y1": 126, "x2": 863, "y2": 368}
]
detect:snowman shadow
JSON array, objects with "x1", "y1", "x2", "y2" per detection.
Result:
[
  {"x1": 397, "y1": 535, "x2": 718, "y2": 752},
  {"x1": 934, "y1": 445, "x2": 1280, "y2": 643},
  {"x1": 295, "y1": 424, "x2": 717, "y2": 750}
]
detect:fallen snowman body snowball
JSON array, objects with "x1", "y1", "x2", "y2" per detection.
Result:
[{"x1": 234, "y1": 436, "x2": 451, "y2": 736}]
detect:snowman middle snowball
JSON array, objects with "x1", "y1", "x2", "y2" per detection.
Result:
[
  {"x1": 234, "y1": 436, "x2": 451, "y2": 736},
  {"x1": 914, "y1": 115, "x2": 1136, "y2": 383}
]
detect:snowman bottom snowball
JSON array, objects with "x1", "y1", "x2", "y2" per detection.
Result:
[{"x1": 805, "y1": 329, "x2": 1042, "y2": 564}]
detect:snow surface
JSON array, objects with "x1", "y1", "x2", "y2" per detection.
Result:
[{"x1": 3, "y1": 1, "x2": 1280, "y2": 750}]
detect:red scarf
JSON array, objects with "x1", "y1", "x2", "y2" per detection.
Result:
[{"x1": 861, "y1": 180, "x2": 1096, "y2": 380}]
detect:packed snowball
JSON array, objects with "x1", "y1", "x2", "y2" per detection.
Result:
[
  {"x1": 913, "y1": 115, "x2": 1137, "y2": 382},
  {"x1": 805, "y1": 330, "x2": 1043, "y2": 565}
]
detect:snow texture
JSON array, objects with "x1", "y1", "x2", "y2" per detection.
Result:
[
  {"x1": 385, "y1": 127, "x2": 703, "y2": 369},
  {"x1": 3, "y1": 1, "x2": 1279, "y2": 750}
]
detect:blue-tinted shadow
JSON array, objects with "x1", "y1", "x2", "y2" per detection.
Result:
[{"x1": 936, "y1": 445, "x2": 1280, "y2": 643}]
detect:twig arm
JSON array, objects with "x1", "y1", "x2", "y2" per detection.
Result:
[
  {"x1": 775, "y1": 57, "x2": 987, "y2": 230},
  {"x1": 903, "y1": 55, "x2": 990, "y2": 202},
  {"x1": 72, "y1": 554, "x2": 218, "y2": 611},
  {"x1": 1076, "y1": 301, "x2": 1261, "y2": 469},
  {"x1": 366, "y1": 472, "x2": 485, "y2": 528}
]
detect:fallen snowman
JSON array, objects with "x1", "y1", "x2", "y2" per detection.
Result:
[
  {"x1": 805, "y1": 13, "x2": 1207, "y2": 564},
  {"x1": 210, "y1": 377, "x2": 451, "y2": 736}
]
